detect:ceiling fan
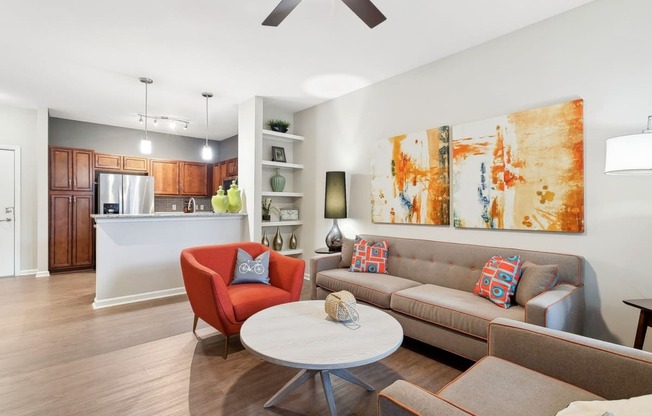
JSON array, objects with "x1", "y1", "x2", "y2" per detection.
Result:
[{"x1": 262, "y1": 0, "x2": 386, "y2": 29}]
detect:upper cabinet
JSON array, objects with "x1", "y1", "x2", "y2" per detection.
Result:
[
  {"x1": 49, "y1": 147, "x2": 94, "y2": 192},
  {"x1": 149, "y1": 159, "x2": 180, "y2": 195},
  {"x1": 96, "y1": 153, "x2": 149, "y2": 173},
  {"x1": 211, "y1": 157, "x2": 238, "y2": 195},
  {"x1": 180, "y1": 162, "x2": 209, "y2": 196},
  {"x1": 122, "y1": 156, "x2": 148, "y2": 172}
]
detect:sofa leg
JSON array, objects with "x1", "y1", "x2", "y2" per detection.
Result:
[
  {"x1": 223, "y1": 336, "x2": 230, "y2": 360},
  {"x1": 192, "y1": 314, "x2": 199, "y2": 333}
]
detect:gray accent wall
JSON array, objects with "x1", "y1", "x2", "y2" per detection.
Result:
[
  {"x1": 218, "y1": 134, "x2": 238, "y2": 161},
  {"x1": 49, "y1": 118, "x2": 230, "y2": 162}
]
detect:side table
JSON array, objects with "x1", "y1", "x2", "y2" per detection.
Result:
[
  {"x1": 623, "y1": 298, "x2": 652, "y2": 349},
  {"x1": 314, "y1": 247, "x2": 340, "y2": 254}
]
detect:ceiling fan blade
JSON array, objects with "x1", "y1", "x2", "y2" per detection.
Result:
[
  {"x1": 262, "y1": 0, "x2": 302, "y2": 26},
  {"x1": 341, "y1": 0, "x2": 386, "y2": 28}
]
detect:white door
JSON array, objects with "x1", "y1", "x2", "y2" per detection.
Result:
[{"x1": 0, "y1": 149, "x2": 15, "y2": 277}]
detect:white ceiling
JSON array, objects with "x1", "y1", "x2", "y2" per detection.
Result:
[{"x1": 0, "y1": 0, "x2": 594, "y2": 141}]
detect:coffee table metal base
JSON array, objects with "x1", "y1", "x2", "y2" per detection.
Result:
[{"x1": 264, "y1": 368, "x2": 375, "y2": 416}]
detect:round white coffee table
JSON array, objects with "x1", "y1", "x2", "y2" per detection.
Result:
[{"x1": 240, "y1": 300, "x2": 403, "y2": 416}]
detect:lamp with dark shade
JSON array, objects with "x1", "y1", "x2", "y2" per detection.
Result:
[{"x1": 324, "y1": 171, "x2": 347, "y2": 252}]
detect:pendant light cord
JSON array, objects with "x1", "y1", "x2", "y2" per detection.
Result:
[
  {"x1": 144, "y1": 80, "x2": 148, "y2": 140},
  {"x1": 205, "y1": 95, "x2": 209, "y2": 146}
]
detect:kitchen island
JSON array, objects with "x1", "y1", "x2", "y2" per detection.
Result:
[{"x1": 92, "y1": 212, "x2": 246, "y2": 309}]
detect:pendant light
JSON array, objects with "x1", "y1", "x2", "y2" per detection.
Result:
[
  {"x1": 201, "y1": 92, "x2": 213, "y2": 161},
  {"x1": 139, "y1": 77, "x2": 153, "y2": 154}
]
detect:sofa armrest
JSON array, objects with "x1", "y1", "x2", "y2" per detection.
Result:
[
  {"x1": 488, "y1": 318, "x2": 652, "y2": 400},
  {"x1": 525, "y1": 284, "x2": 584, "y2": 334},
  {"x1": 309, "y1": 254, "x2": 342, "y2": 299},
  {"x1": 378, "y1": 381, "x2": 474, "y2": 416}
]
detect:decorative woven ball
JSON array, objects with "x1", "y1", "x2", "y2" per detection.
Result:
[{"x1": 325, "y1": 290, "x2": 357, "y2": 322}]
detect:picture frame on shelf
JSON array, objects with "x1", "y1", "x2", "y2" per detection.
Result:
[
  {"x1": 272, "y1": 146, "x2": 286, "y2": 163},
  {"x1": 280, "y1": 208, "x2": 299, "y2": 221}
]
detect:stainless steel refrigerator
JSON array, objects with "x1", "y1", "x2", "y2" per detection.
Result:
[{"x1": 97, "y1": 173, "x2": 155, "y2": 214}]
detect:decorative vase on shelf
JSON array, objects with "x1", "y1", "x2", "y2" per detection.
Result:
[
  {"x1": 270, "y1": 169, "x2": 286, "y2": 192},
  {"x1": 273, "y1": 227, "x2": 283, "y2": 251},
  {"x1": 226, "y1": 180, "x2": 242, "y2": 213},
  {"x1": 289, "y1": 230, "x2": 298, "y2": 250},
  {"x1": 261, "y1": 231, "x2": 269, "y2": 247},
  {"x1": 262, "y1": 214, "x2": 271, "y2": 222},
  {"x1": 211, "y1": 186, "x2": 228, "y2": 213}
]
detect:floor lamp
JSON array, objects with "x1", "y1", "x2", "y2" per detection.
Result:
[{"x1": 324, "y1": 171, "x2": 347, "y2": 252}]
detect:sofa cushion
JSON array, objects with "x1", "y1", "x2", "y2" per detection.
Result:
[
  {"x1": 316, "y1": 268, "x2": 421, "y2": 308},
  {"x1": 438, "y1": 356, "x2": 603, "y2": 416},
  {"x1": 338, "y1": 236, "x2": 355, "y2": 268},
  {"x1": 227, "y1": 284, "x2": 292, "y2": 322},
  {"x1": 474, "y1": 255, "x2": 523, "y2": 308},
  {"x1": 391, "y1": 284, "x2": 524, "y2": 339},
  {"x1": 515, "y1": 261, "x2": 559, "y2": 306},
  {"x1": 350, "y1": 237, "x2": 389, "y2": 273}
]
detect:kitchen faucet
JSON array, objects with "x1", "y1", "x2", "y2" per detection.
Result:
[{"x1": 187, "y1": 197, "x2": 196, "y2": 213}]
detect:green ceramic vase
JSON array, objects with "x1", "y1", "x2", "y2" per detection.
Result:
[
  {"x1": 211, "y1": 186, "x2": 228, "y2": 213},
  {"x1": 270, "y1": 168, "x2": 286, "y2": 192}
]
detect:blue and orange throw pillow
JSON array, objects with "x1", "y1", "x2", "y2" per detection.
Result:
[
  {"x1": 350, "y1": 236, "x2": 389, "y2": 274},
  {"x1": 474, "y1": 255, "x2": 522, "y2": 308}
]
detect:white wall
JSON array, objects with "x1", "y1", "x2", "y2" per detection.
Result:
[
  {"x1": 0, "y1": 105, "x2": 38, "y2": 274},
  {"x1": 295, "y1": 0, "x2": 652, "y2": 350}
]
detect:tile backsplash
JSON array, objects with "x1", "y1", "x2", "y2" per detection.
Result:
[{"x1": 155, "y1": 197, "x2": 213, "y2": 213}]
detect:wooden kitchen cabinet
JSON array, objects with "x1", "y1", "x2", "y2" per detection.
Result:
[
  {"x1": 149, "y1": 159, "x2": 180, "y2": 195},
  {"x1": 95, "y1": 153, "x2": 122, "y2": 171},
  {"x1": 212, "y1": 158, "x2": 238, "y2": 195},
  {"x1": 50, "y1": 147, "x2": 94, "y2": 191},
  {"x1": 123, "y1": 156, "x2": 148, "y2": 172},
  {"x1": 180, "y1": 162, "x2": 209, "y2": 196},
  {"x1": 49, "y1": 193, "x2": 94, "y2": 271},
  {"x1": 226, "y1": 158, "x2": 238, "y2": 177}
]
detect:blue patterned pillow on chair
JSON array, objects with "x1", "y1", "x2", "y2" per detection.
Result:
[{"x1": 231, "y1": 249, "x2": 270, "y2": 285}]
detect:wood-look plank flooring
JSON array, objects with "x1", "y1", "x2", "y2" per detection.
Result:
[{"x1": 0, "y1": 272, "x2": 471, "y2": 416}]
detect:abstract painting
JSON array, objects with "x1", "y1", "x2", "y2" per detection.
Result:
[
  {"x1": 371, "y1": 126, "x2": 450, "y2": 225},
  {"x1": 452, "y1": 99, "x2": 584, "y2": 232}
]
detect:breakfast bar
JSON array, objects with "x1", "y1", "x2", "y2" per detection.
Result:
[{"x1": 92, "y1": 212, "x2": 246, "y2": 309}]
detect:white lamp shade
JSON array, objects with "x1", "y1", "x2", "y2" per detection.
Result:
[
  {"x1": 140, "y1": 138, "x2": 152, "y2": 155},
  {"x1": 605, "y1": 133, "x2": 652, "y2": 175},
  {"x1": 201, "y1": 144, "x2": 213, "y2": 161}
]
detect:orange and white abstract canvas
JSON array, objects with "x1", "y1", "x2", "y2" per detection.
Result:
[
  {"x1": 371, "y1": 126, "x2": 450, "y2": 225},
  {"x1": 452, "y1": 99, "x2": 584, "y2": 232}
]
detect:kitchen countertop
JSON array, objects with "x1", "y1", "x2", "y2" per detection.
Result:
[{"x1": 92, "y1": 212, "x2": 246, "y2": 219}]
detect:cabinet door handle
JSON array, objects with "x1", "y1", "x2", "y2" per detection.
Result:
[
  {"x1": 68, "y1": 196, "x2": 72, "y2": 204},
  {"x1": 69, "y1": 179, "x2": 72, "y2": 187},
  {"x1": 73, "y1": 196, "x2": 76, "y2": 204}
]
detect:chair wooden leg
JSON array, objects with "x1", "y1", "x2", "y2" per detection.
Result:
[
  {"x1": 192, "y1": 314, "x2": 199, "y2": 333},
  {"x1": 223, "y1": 336, "x2": 230, "y2": 360}
]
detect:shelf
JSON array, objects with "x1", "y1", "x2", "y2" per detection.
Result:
[
  {"x1": 262, "y1": 129, "x2": 304, "y2": 142},
  {"x1": 278, "y1": 249, "x2": 304, "y2": 256},
  {"x1": 261, "y1": 221, "x2": 303, "y2": 227},
  {"x1": 261, "y1": 191, "x2": 303, "y2": 198},
  {"x1": 262, "y1": 160, "x2": 304, "y2": 170}
]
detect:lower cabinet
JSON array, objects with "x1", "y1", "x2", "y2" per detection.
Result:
[{"x1": 49, "y1": 193, "x2": 94, "y2": 272}]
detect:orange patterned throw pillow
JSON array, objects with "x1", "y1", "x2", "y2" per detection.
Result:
[
  {"x1": 349, "y1": 237, "x2": 389, "y2": 273},
  {"x1": 474, "y1": 255, "x2": 522, "y2": 308}
]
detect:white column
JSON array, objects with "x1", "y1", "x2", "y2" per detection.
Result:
[{"x1": 35, "y1": 108, "x2": 50, "y2": 278}]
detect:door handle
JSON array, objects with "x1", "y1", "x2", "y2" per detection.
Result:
[{"x1": 0, "y1": 218, "x2": 11, "y2": 222}]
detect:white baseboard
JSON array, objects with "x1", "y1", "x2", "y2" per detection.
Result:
[
  {"x1": 92, "y1": 287, "x2": 186, "y2": 310},
  {"x1": 304, "y1": 273, "x2": 310, "y2": 280},
  {"x1": 18, "y1": 269, "x2": 37, "y2": 276},
  {"x1": 35, "y1": 270, "x2": 50, "y2": 278}
]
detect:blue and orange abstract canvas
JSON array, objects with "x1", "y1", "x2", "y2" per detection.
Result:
[
  {"x1": 371, "y1": 126, "x2": 450, "y2": 225},
  {"x1": 452, "y1": 99, "x2": 584, "y2": 232}
]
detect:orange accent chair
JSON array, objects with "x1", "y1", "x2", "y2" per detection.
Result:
[{"x1": 180, "y1": 242, "x2": 305, "y2": 358}]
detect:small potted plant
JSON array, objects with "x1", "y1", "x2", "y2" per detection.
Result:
[
  {"x1": 267, "y1": 119, "x2": 290, "y2": 133},
  {"x1": 262, "y1": 198, "x2": 279, "y2": 222}
]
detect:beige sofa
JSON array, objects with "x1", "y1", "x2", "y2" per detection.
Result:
[
  {"x1": 310, "y1": 235, "x2": 584, "y2": 361},
  {"x1": 378, "y1": 318, "x2": 652, "y2": 416}
]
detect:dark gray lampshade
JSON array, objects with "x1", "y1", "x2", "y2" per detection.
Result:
[{"x1": 324, "y1": 171, "x2": 347, "y2": 219}]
